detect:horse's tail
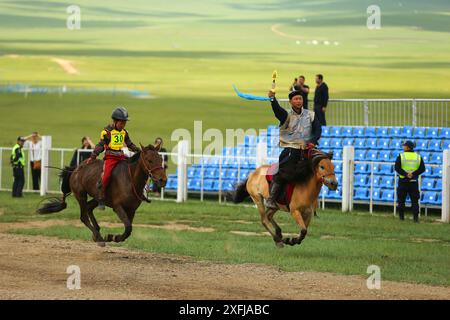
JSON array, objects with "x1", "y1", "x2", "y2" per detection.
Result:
[
  {"x1": 228, "y1": 178, "x2": 250, "y2": 204},
  {"x1": 37, "y1": 166, "x2": 74, "y2": 214}
]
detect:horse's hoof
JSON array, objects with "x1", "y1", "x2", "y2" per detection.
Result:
[
  {"x1": 275, "y1": 241, "x2": 284, "y2": 248},
  {"x1": 106, "y1": 234, "x2": 114, "y2": 242},
  {"x1": 96, "y1": 241, "x2": 106, "y2": 247}
]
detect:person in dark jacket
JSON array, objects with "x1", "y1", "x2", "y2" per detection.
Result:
[
  {"x1": 394, "y1": 140, "x2": 426, "y2": 223},
  {"x1": 265, "y1": 90, "x2": 322, "y2": 209},
  {"x1": 70, "y1": 136, "x2": 95, "y2": 167},
  {"x1": 11, "y1": 136, "x2": 26, "y2": 197},
  {"x1": 292, "y1": 75, "x2": 310, "y2": 109},
  {"x1": 313, "y1": 74, "x2": 329, "y2": 126}
]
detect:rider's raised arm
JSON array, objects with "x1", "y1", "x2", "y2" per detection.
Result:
[
  {"x1": 310, "y1": 115, "x2": 322, "y2": 145},
  {"x1": 124, "y1": 130, "x2": 140, "y2": 153},
  {"x1": 271, "y1": 97, "x2": 288, "y2": 126}
]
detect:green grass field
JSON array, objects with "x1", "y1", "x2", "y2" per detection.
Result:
[
  {"x1": 1, "y1": 192, "x2": 449, "y2": 286},
  {"x1": 1, "y1": 0, "x2": 450, "y2": 148}
]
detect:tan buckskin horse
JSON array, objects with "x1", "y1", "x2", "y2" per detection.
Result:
[
  {"x1": 37, "y1": 143, "x2": 167, "y2": 246},
  {"x1": 231, "y1": 149, "x2": 337, "y2": 247}
]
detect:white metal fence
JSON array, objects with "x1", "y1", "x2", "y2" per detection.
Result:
[
  {"x1": 1, "y1": 139, "x2": 449, "y2": 222},
  {"x1": 279, "y1": 99, "x2": 450, "y2": 127}
]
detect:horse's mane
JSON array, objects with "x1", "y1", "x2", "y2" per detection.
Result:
[
  {"x1": 290, "y1": 149, "x2": 333, "y2": 185},
  {"x1": 127, "y1": 145, "x2": 157, "y2": 164},
  {"x1": 128, "y1": 151, "x2": 141, "y2": 164}
]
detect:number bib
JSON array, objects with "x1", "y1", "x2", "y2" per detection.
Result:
[{"x1": 109, "y1": 130, "x2": 125, "y2": 150}]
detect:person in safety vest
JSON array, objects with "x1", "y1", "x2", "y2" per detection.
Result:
[
  {"x1": 86, "y1": 107, "x2": 140, "y2": 210},
  {"x1": 11, "y1": 136, "x2": 26, "y2": 197},
  {"x1": 265, "y1": 90, "x2": 323, "y2": 210},
  {"x1": 394, "y1": 140, "x2": 425, "y2": 223}
]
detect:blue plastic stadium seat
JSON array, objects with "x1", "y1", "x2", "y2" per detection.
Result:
[
  {"x1": 421, "y1": 192, "x2": 437, "y2": 205},
  {"x1": 187, "y1": 167, "x2": 197, "y2": 178},
  {"x1": 381, "y1": 176, "x2": 394, "y2": 189},
  {"x1": 257, "y1": 135, "x2": 267, "y2": 144},
  {"x1": 367, "y1": 150, "x2": 378, "y2": 161},
  {"x1": 333, "y1": 149, "x2": 343, "y2": 160},
  {"x1": 381, "y1": 189, "x2": 395, "y2": 202},
  {"x1": 370, "y1": 163, "x2": 382, "y2": 175},
  {"x1": 379, "y1": 151, "x2": 391, "y2": 162},
  {"x1": 423, "y1": 166, "x2": 432, "y2": 177},
  {"x1": 366, "y1": 139, "x2": 377, "y2": 149},
  {"x1": 205, "y1": 168, "x2": 217, "y2": 178},
  {"x1": 443, "y1": 140, "x2": 450, "y2": 150},
  {"x1": 221, "y1": 180, "x2": 235, "y2": 191},
  {"x1": 377, "y1": 127, "x2": 389, "y2": 137},
  {"x1": 420, "y1": 152, "x2": 431, "y2": 163},
  {"x1": 165, "y1": 178, "x2": 178, "y2": 190},
  {"x1": 376, "y1": 138, "x2": 390, "y2": 149},
  {"x1": 239, "y1": 169, "x2": 250, "y2": 180},
  {"x1": 372, "y1": 188, "x2": 382, "y2": 201},
  {"x1": 413, "y1": 127, "x2": 427, "y2": 138},
  {"x1": 355, "y1": 138, "x2": 366, "y2": 149},
  {"x1": 341, "y1": 127, "x2": 353, "y2": 137},
  {"x1": 415, "y1": 139, "x2": 428, "y2": 152},
  {"x1": 354, "y1": 127, "x2": 365, "y2": 137},
  {"x1": 390, "y1": 139, "x2": 403, "y2": 150},
  {"x1": 371, "y1": 175, "x2": 383, "y2": 188},
  {"x1": 390, "y1": 127, "x2": 403, "y2": 138},
  {"x1": 354, "y1": 188, "x2": 369, "y2": 200},
  {"x1": 355, "y1": 163, "x2": 369, "y2": 174},
  {"x1": 331, "y1": 138, "x2": 343, "y2": 149},
  {"x1": 421, "y1": 178, "x2": 435, "y2": 191},
  {"x1": 431, "y1": 166, "x2": 442, "y2": 178},
  {"x1": 440, "y1": 128, "x2": 450, "y2": 139},
  {"x1": 227, "y1": 169, "x2": 238, "y2": 180},
  {"x1": 355, "y1": 149, "x2": 367, "y2": 160},
  {"x1": 334, "y1": 162, "x2": 343, "y2": 173},
  {"x1": 430, "y1": 152, "x2": 443, "y2": 164},
  {"x1": 380, "y1": 164, "x2": 393, "y2": 175},
  {"x1": 321, "y1": 138, "x2": 331, "y2": 149},
  {"x1": 403, "y1": 126, "x2": 413, "y2": 137},
  {"x1": 203, "y1": 179, "x2": 215, "y2": 191},
  {"x1": 330, "y1": 127, "x2": 343, "y2": 137},
  {"x1": 365, "y1": 127, "x2": 377, "y2": 137},
  {"x1": 222, "y1": 147, "x2": 234, "y2": 156},
  {"x1": 355, "y1": 174, "x2": 368, "y2": 187},
  {"x1": 245, "y1": 147, "x2": 256, "y2": 157},
  {"x1": 342, "y1": 138, "x2": 354, "y2": 147},
  {"x1": 322, "y1": 126, "x2": 331, "y2": 137},
  {"x1": 326, "y1": 189, "x2": 342, "y2": 200},
  {"x1": 426, "y1": 128, "x2": 440, "y2": 139},
  {"x1": 429, "y1": 140, "x2": 442, "y2": 152},
  {"x1": 435, "y1": 193, "x2": 442, "y2": 205},
  {"x1": 188, "y1": 179, "x2": 201, "y2": 191}
]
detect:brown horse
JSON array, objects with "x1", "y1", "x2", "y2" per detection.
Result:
[
  {"x1": 231, "y1": 149, "x2": 337, "y2": 247},
  {"x1": 38, "y1": 143, "x2": 167, "y2": 246}
]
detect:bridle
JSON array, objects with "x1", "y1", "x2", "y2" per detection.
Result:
[
  {"x1": 128, "y1": 150, "x2": 164, "y2": 202},
  {"x1": 138, "y1": 151, "x2": 164, "y2": 179},
  {"x1": 311, "y1": 151, "x2": 336, "y2": 185}
]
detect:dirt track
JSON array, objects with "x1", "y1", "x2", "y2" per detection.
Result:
[{"x1": 1, "y1": 227, "x2": 449, "y2": 300}]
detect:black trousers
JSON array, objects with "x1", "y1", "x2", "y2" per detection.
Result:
[
  {"x1": 314, "y1": 106, "x2": 327, "y2": 126},
  {"x1": 273, "y1": 148, "x2": 307, "y2": 184},
  {"x1": 397, "y1": 181, "x2": 420, "y2": 220},
  {"x1": 12, "y1": 166, "x2": 25, "y2": 197},
  {"x1": 30, "y1": 161, "x2": 41, "y2": 190}
]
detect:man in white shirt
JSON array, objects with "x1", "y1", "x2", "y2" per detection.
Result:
[{"x1": 24, "y1": 132, "x2": 42, "y2": 190}]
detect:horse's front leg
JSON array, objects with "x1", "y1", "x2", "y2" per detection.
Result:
[
  {"x1": 283, "y1": 208, "x2": 308, "y2": 246},
  {"x1": 106, "y1": 205, "x2": 132, "y2": 243}
]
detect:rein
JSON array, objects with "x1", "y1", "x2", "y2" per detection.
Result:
[{"x1": 127, "y1": 152, "x2": 163, "y2": 203}]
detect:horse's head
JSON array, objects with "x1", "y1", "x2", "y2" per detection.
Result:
[
  {"x1": 312, "y1": 150, "x2": 338, "y2": 191},
  {"x1": 139, "y1": 142, "x2": 167, "y2": 188}
]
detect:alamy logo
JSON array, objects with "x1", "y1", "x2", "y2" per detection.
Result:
[
  {"x1": 66, "y1": 265, "x2": 81, "y2": 290},
  {"x1": 66, "y1": 5, "x2": 81, "y2": 30},
  {"x1": 366, "y1": 265, "x2": 381, "y2": 290},
  {"x1": 367, "y1": 5, "x2": 381, "y2": 30}
]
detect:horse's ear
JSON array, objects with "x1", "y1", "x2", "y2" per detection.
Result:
[
  {"x1": 153, "y1": 140, "x2": 162, "y2": 151},
  {"x1": 327, "y1": 152, "x2": 334, "y2": 160},
  {"x1": 139, "y1": 142, "x2": 145, "y2": 151}
]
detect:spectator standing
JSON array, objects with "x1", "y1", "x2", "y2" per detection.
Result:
[
  {"x1": 24, "y1": 132, "x2": 42, "y2": 190},
  {"x1": 313, "y1": 74, "x2": 329, "y2": 126},
  {"x1": 11, "y1": 136, "x2": 26, "y2": 197},
  {"x1": 394, "y1": 141, "x2": 425, "y2": 223},
  {"x1": 70, "y1": 136, "x2": 95, "y2": 167}
]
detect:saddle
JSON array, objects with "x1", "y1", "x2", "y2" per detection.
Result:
[{"x1": 265, "y1": 163, "x2": 295, "y2": 206}]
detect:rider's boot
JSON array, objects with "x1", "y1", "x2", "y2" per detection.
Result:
[
  {"x1": 265, "y1": 180, "x2": 283, "y2": 210},
  {"x1": 96, "y1": 180, "x2": 106, "y2": 210}
]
